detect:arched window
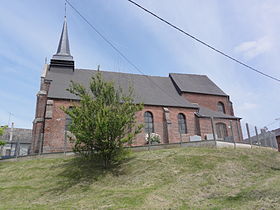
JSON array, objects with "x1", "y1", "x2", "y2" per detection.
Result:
[
  {"x1": 217, "y1": 102, "x2": 226, "y2": 114},
  {"x1": 144, "y1": 111, "x2": 154, "y2": 133},
  {"x1": 178, "y1": 113, "x2": 187, "y2": 134},
  {"x1": 216, "y1": 123, "x2": 228, "y2": 139},
  {"x1": 65, "y1": 107, "x2": 73, "y2": 131}
]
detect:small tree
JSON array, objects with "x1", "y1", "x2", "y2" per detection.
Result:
[
  {"x1": 0, "y1": 126, "x2": 7, "y2": 156},
  {"x1": 63, "y1": 73, "x2": 143, "y2": 167}
]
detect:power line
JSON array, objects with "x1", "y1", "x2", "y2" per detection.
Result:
[
  {"x1": 65, "y1": 0, "x2": 192, "y2": 106},
  {"x1": 128, "y1": 0, "x2": 280, "y2": 83}
]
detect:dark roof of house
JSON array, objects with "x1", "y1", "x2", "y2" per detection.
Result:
[
  {"x1": 272, "y1": 128, "x2": 280, "y2": 137},
  {"x1": 169, "y1": 73, "x2": 227, "y2": 96},
  {"x1": 1, "y1": 128, "x2": 32, "y2": 144},
  {"x1": 46, "y1": 69, "x2": 199, "y2": 109},
  {"x1": 197, "y1": 106, "x2": 240, "y2": 119}
]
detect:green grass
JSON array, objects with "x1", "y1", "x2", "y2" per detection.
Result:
[{"x1": 1, "y1": 147, "x2": 280, "y2": 209}]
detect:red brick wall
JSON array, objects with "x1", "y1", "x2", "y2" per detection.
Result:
[
  {"x1": 31, "y1": 79, "x2": 50, "y2": 154},
  {"x1": 43, "y1": 100, "x2": 74, "y2": 153},
  {"x1": 165, "y1": 107, "x2": 198, "y2": 143},
  {"x1": 199, "y1": 118, "x2": 242, "y2": 142},
  {"x1": 42, "y1": 100, "x2": 200, "y2": 152},
  {"x1": 135, "y1": 106, "x2": 198, "y2": 145},
  {"x1": 277, "y1": 136, "x2": 280, "y2": 152},
  {"x1": 182, "y1": 93, "x2": 234, "y2": 116},
  {"x1": 41, "y1": 99, "x2": 242, "y2": 153}
]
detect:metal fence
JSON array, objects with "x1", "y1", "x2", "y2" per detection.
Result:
[
  {"x1": 202, "y1": 119, "x2": 278, "y2": 150},
  {"x1": 241, "y1": 123, "x2": 278, "y2": 149}
]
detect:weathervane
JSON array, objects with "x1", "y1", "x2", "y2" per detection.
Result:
[{"x1": 64, "y1": 1, "x2": 67, "y2": 18}]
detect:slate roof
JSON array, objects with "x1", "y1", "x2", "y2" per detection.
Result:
[
  {"x1": 1, "y1": 128, "x2": 32, "y2": 144},
  {"x1": 272, "y1": 128, "x2": 280, "y2": 137},
  {"x1": 45, "y1": 68, "x2": 240, "y2": 120},
  {"x1": 46, "y1": 69, "x2": 199, "y2": 109},
  {"x1": 197, "y1": 106, "x2": 240, "y2": 119},
  {"x1": 52, "y1": 18, "x2": 73, "y2": 61},
  {"x1": 169, "y1": 73, "x2": 227, "y2": 96}
]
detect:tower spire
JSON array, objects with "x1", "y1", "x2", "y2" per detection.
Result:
[
  {"x1": 52, "y1": 17, "x2": 73, "y2": 60},
  {"x1": 50, "y1": 11, "x2": 74, "y2": 70}
]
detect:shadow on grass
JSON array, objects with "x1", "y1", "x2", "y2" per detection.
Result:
[
  {"x1": 225, "y1": 188, "x2": 280, "y2": 203},
  {"x1": 47, "y1": 155, "x2": 135, "y2": 195}
]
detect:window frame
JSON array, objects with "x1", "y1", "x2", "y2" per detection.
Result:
[
  {"x1": 144, "y1": 111, "x2": 154, "y2": 133},
  {"x1": 178, "y1": 113, "x2": 187, "y2": 134},
  {"x1": 217, "y1": 102, "x2": 226, "y2": 114}
]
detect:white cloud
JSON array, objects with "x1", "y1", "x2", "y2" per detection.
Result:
[{"x1": 234, "y1": 36, "x2": 272, "y2": 59}]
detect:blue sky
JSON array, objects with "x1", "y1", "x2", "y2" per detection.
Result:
[{"x1": 0, "y1": 0, "x2": 280, "y2": 133}]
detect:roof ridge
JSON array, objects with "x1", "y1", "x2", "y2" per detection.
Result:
[
  {"x1": 75, "y1": 68, "x2": 170, "y2": 78},
  {"x1": 198, "y1": 106, "x2": 241, "y2": 119},
  {"x1": 170, "y1": 72, "x2": 207, "y2": 77}
]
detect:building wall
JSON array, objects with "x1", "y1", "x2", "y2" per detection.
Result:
[
  {"x1": 134, "y1": 106, "x2": 198, "y2": 145},
  {"x1": 42, "y1": 99, "x2": 202, "y2": 152},
  {"x1": 164, "y1": 107, "x2": 198, "y2": 143},
  {"x1": 39, "y1": 99, "x2": 242, "y2": 153},
  {"x1": 182, "y1": 93, "x2": 234, "y2": 115},
  {"x1": 1, "y1": 143, "x2": 31, "y2": 157},
  {"x1": 43, "y1": 99, "x2": 74, "y2": 153},
  {"x1": 199, "y1": 118, "x2": 242, "y2": 142},
  {"x1": 31, "y1": 76, "x2": 51, "y2": 154},
  {"x1": 277, "y1": 136, "x2": 280, "y2": 152}
]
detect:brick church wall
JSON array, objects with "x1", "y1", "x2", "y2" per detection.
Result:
[
  {"x1": 42, "y1": 100, "x2": 201, "y2": 152},
  {"x1": 134, "y1": 106, "x2": 198, "y2": 145},
  {"x1": 199, "y1": 117, "x2": 242, "y2": 142},
  {"x1": 43, "y1": 99, "x2": 74, "y2": 153},
  {"x1": 164, "y1": 107, "x2": 198, "y2": 143},
  {"x1": 182, "y1": 93, "x2": 234, "y2": 116},
  {"x1": 31, "y1": 77, "x2": 51, "y2": 153}
]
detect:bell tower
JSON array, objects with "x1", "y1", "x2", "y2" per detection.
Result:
[{"x1": 50, "y1": 17, "x2": 74, "y2": 71}]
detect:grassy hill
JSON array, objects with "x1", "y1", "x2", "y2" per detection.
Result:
[{"x1": 0, "y1": 147, "x2": 280, "y2": 209}]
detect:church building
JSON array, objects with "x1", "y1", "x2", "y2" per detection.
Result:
[{"x1": 31, "y1": 18, "x2": 243, "y2": 154}]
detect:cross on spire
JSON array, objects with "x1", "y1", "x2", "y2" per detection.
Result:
[{"x1": 64, "y1": 1, "x2": 67, "y2": 18}]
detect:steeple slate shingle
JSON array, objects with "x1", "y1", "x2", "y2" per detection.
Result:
[
  {"x1": 52, "y1": 18, "x2": 73, "y2": 61},
  {"x1": 50, "y1": 17, "x2": 74, "y2": 70}
]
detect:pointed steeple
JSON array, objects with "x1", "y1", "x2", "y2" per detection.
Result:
[
  {"x1": 50, "y1": 17, "x2": 74, "y2": 71},
  {"x1": 53, "y1": 18, "x2": 73, "y2": 61}
]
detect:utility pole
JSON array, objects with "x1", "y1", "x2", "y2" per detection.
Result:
[
  {"x1": 8, "y1": 112, "x2": 13, "y2": 128},
  {"x1": 9, "y1": 122, "x2": 14, "y2": 142}
]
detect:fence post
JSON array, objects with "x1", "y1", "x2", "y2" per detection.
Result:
[
  {"x1": 246, "y1": 123, "x2": 252, "y2": 148},
  {"x1": 255, "y1": 126, "x2": 260, "y2": 148},
  {"x1": 230, "y1": 120, "x2": 236, "y2": 149},
  {"x1": 236, "y1": 120, "x2": 241, "y2": 142},
  {"x1": 261, "y1": 129, "x2": 267, "y2": 147},
  {"x1": 269, "y1": 131, "x2": 273, "y2": 149},
  {"x1": 179, "y1": 132, "x2": 182, "y2": 147},
  {"x1": 148, "y1": 131, "x2": 151, "y2": 151},
  {"x1": 210, "y1": 117, "x2": 217, "y2": 143},
  {"x1": 15, "y1": 141, "x2": 19, "y2": 159},
  {"x1": 64, "y1": 130, "x2": 67, "y2": 155}
]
